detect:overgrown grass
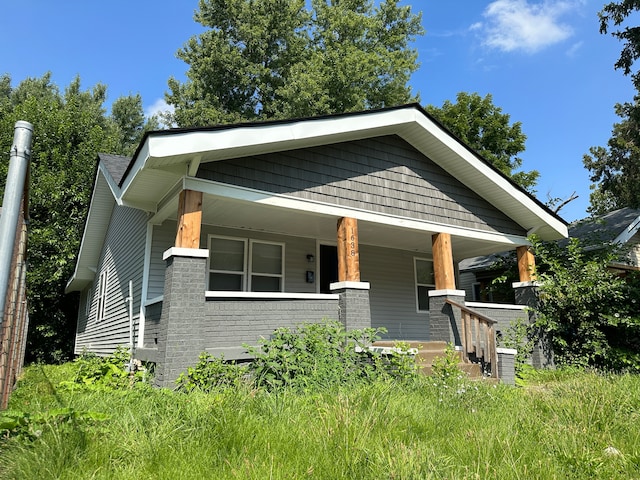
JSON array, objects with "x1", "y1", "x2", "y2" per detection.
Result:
[{"x1": 1, "y1": 363, "x2": 639, "y2": 479}]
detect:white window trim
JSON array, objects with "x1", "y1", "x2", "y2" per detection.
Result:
[
  {"x1": 97, "y1": 271, "x2": 108, "y2": 322},
  {"x1": 414, "y1": 257, "x2": 435, "y2": 313},
  {"x1": 248, "y1": 239, "x2": 285, "y2": 293},
  {"x1": 85, "y1": 284, "x2": 92, "y2": 318},
  {"x1": 207, "y1": 235, "x2": 248, "y2": 291}
]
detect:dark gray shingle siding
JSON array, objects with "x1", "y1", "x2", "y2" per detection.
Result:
[{"x1": 197, "y1": 135, "x2": 526, "y2": 236}]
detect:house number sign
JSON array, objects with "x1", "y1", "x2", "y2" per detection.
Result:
[{"x1": 350, "y1": 228, "x2": 356, "y2": 256}]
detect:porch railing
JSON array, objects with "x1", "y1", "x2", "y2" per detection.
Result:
[{"x1": 445, "y1": 299, "x2": 498, "y2": 379}]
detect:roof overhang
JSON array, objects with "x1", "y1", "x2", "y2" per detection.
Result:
[
  {"x1": 119, "y1": 105, "x2": 567, "y2": 242},
  {"x1": 65, "y1": 164, "x2": 117, "y2": 293}
]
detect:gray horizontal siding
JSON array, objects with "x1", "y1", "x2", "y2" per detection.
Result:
[
  {"x1": 360, "y1": 244, "x2": 429, "y2": 341},
  {"x1": 197, "y1": 135, "x2": 526, "y2": 236},
  {"x1": 147, "y1": 221, "x2": 176, "y2": 299},
  {"x1": 464, "y1": 303, "x2": 528, "y2": 338},
  {"x1": 150, "y1": 224, "x2": 432, "y2": 341},
  {"x1": 75, "y1": 205, "x2": 147, "y2": 356},
  {"x1": 198, "y1": 224, "x2": 319, "y2": 294}
]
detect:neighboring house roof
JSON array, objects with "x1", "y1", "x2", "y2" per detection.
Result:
[
  {"x1": 567, "y1": 207, "x2": 640, "y2": 246},
  {"x1": 460, "y1": 206, "x2": 640, "y2": 273},
  {"x1": 67, "y1": 104, "x2": 569, "y2": 292}
]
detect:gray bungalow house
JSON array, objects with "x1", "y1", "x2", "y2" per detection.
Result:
[{"x1": 66, "y1": 104, "x2": 568, "y2": 386}]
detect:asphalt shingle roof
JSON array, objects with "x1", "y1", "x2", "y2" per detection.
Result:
[{"x1": 98, "y1": 153, "x2": 131, "y2": 186}]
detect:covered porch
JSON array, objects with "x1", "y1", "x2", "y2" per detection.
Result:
[{"x1": 137, "y1": 184, "x2": 539, "y2": 386}]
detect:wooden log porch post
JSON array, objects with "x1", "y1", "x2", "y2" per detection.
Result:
[
  {"x1": 175, "y1": 189, "x2": 203, "y2": 249},
  {"x1": 432, "y1": 232, "x2": 456, "y2": 290},
  {"x1": 333, "y1": 217, "x2": 371, "y2": 331},
  {"x1": 337, "y1": 217, "x2": 360, "y2": 282},
  {"x1": 516, "y1": 245, "x2": 536, "y2": 283},
  {"x1": 429, "y1": 232, "x2": 464, "y2": 345}
]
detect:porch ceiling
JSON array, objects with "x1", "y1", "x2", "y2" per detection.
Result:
[{"x1": 161, "y1": 193, "x2": 525, "y2": 261}]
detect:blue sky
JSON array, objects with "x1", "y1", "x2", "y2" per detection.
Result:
[{"x1": 1, "y1": 0, "x2": 636, "y2": 221}]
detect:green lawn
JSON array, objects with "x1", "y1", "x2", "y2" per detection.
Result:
[{"x1": 1, "y1": 364, "x2": 639, "y2": 479}]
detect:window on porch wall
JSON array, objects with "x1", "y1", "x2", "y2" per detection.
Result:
[
  {"x1": 414, "y1": 258, "x2": 435, "y2": 312},
  {"x1": 208, "y1": 235, "x2": 284, "y2": 292}
]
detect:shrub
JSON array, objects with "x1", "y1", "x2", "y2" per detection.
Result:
[
  {"x1": 499, "y1": 318, "x2": 536, "y2": 383},
  {"x1": 531, "y1": 235, "x2": 640, "y2": 370},
  {"x1": 176, "y1": 321, "x2": 420, "y2": 393},
  {"x1": 59, "y1": 346, "x2": 148, "y2": 391},
  {"x1": 175, "y1": 353, "x2": 249, "y2": 393},
  {"x1": 246, "y1": 321, "x2": 389, "y2": 391}
]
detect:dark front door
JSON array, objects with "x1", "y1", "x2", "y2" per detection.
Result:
[{"x1": 319, "y1": 244, "x2": 338, "y2": 294}]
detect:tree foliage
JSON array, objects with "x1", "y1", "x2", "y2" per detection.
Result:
[
  {"x1": 166, "y1": 0, "x2": 423, "y2": 127},
  {"x1": 599, "y1": 0, "x2": 640, "y2": 89},
  {"x1": 584, "y1": 2, "x2": 640, "y2": 213},
  {"x1": 426, "y1": 92, "x2": 539, "y2": 192},
  {"x1": 584, "y1": 99, "x2": 640, "y2": 214},
  {"x1": 530, "y1": 235, "x2": 640, "y2": 371},
  {"x1": 0, "y1": 73, "x2": 154, "y2": 362}
]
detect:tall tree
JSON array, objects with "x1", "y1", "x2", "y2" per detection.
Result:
[
  {"x1": 0, "y1": 74, "x2": 156, "y2": 362},
  {"x1": 584, "y1": 99, "x2": 640, "y2": 214},
  {"x1": 426, "y1": 92, "x2": 539, "y2": 192},
  {"x1": 111, "y1": 94, "x2": 160, "y2": 156},
  {"x1": 166, "y1": 0, "x2": 423, "y2": 127},
  {"x1": 584, "y1": 1, "x2": 640, "y2": 213}
]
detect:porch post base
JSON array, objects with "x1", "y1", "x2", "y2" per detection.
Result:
[
  {"x1": 330, "y1": 281, "x2": 372, "y2": 331},
  {"x1": 428, "y1": 290, "x2": 466, "y2": 345},
  {"x1": 512, "y1": 281, "x2": 553, "y2": 368},
  {"x1": 154, "y1": 249, "x2": 208, "y2": 388},
  {"x1": 497, "y1": 347, "x2": 517, "y2": 385}
]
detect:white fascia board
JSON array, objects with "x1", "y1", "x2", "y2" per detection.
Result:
[
  {"x1": 119, "y1": 141, "x2": 151, "y2": 200},
  {"x1": 98, "y1": 162, "x2": 123, "y2": 201},
  {"x1": 120, "y1": 107, "x2": 566, "y2": 240},
  {"x1": 146, "y1": 109, "x2": 413, "y2": 162},
  {"x1": 614, "y1": 215, "x2": 640, "y2": 245},
  {"x1": 410, "y1": 113, "x2": 568, "y2": 240},
  {"x1": 184, "y1": 177, "x2": 529, "y2": 246}
]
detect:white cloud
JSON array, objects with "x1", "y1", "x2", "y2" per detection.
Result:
[
  {"x1": 145, "y1": 98, "x2": 174, "y2": 119},
  {"x1": 477, "y1": 0, "x2": 583, "y2": 54},
  {"x1": 566, "y1": 40, "x2": 584, "y2": 57}
]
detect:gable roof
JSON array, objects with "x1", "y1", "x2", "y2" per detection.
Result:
[
  {"x1": 68, "y1": 104, "x2": 570, "y2": 293},
  {"x1": 118, "y1": 103, "x2": 567, "y2": 241},
  {"x1": 98, "y1": 153, "x2": 130, "y2": 186}
]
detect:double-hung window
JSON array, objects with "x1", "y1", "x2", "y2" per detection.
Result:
[
  {"x1": 249, "y1": 240, "x2": 284, "y2": 292},
  {"x1": 208, "y1": 236, "x2": 248, "y2": 291},
  {"x1": 414, "y1": 258, "x2": 435, "y2": 312},
  {"x1": 208, "y1": 235, "x2": 284, "y2": 292}
]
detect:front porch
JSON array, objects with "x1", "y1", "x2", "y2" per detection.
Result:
[{"x1": 137, "y1": 188, "x2": 540, "y2": 387}]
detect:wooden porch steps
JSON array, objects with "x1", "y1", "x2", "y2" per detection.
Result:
[{"x1": 371, "y1": 340, "x2": 484, "y2": 379}]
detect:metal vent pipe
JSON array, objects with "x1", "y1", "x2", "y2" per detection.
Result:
[{"x1": 0, "y1": 121, "x2": 33, "y2": 327}]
